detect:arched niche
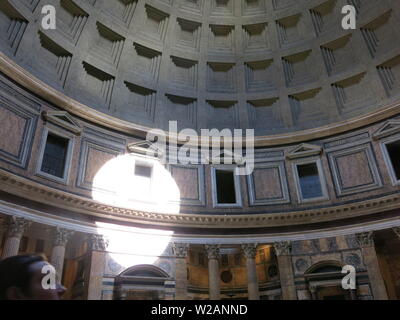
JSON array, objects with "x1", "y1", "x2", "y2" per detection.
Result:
[
  {"x1": 304, "y1": 260, "x2": 356, "y2": 300},
  {"x1": 114, "y1": 264, "x2": 173, "y2": 300}
]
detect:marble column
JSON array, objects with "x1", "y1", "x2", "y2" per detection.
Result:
[
  {"x1": 50, "y1": 227, "x2": 74, "y2": 283},
  {"x1": 172, "y1": 242, "x2": 189, "y2": 300},
  {"x1": 356, "y1": 232, "x2": 388, "y2": 300},
  {"x1": 86, "y1": 234, "x2": 109, "y2": 300},
  {"x1": 273, "y1": 241, "x2": 297, "y2": 300},
  {"x1": 1, "y1": 216, "x2": 31, "y2": 259},
  {"x1": 241, "y1": 243, "x2": 260, "y2": 300},
  {"x1": 205, "y1": 244, "x2": 220, "y2": 300}
]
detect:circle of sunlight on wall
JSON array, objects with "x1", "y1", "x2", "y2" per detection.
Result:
[
  {"x1": 91, "y1": 154, "x2": 181, "y2": 214},
  {"x1": 95, "y1": 222, "x2": 174, "y2": 271}
]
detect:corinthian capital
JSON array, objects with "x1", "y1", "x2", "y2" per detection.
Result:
[
  {"x1": 355, "y1": 232, "x2": 374, "y2": 247},
  {"x1": 204, "y1": 244, "x2": 220, "y2": 259},
  {"x1": 5, "y1": 216, "x2": 31, "y2": 238},
  {"x1": 273, "y1": 241, "x2": 292, "y2": 256},
  {"x1": 172, "y1": 242, "x2": 189, "y2": 258},
  {"x1": 53, "y1": 227, "x2": 74, "y2": 247},
  {"x1": 88, "y1": 234, "x2": 109, "y2": 251},
  {"x1": 241, "y1": 243, "x2": 258, "y2": 259}
]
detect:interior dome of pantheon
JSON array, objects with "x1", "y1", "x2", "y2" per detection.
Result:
[{"x1": 0, "y1": 0, "x2": 400, "y2": 301}]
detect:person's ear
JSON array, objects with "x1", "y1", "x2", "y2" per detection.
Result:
[{"x1": 5, "y1": 287, "x2": 28, "y2": 300}]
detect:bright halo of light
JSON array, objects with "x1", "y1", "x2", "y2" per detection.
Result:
[
  {"x1": 91, "y1": 154, "x2": 181, "y2": 214},
  {"x1": 95, "y1": 222, "x2": 173, "y2": 269}
]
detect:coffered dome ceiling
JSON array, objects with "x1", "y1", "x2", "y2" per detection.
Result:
[{"x1": 1, "y1": 0, "x2": 400, "y2": 137}]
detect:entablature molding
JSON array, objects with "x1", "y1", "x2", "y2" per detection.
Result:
[{"x1": 0, "y1": 168, "x2": 400, "y2": 230}]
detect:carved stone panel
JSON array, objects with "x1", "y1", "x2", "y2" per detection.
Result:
[
  {"x1": 169, "y1": 164, "x2": 205, "y2": 206},
  {"x1": 327, "y1": 144, "x2": 382, "y2": 196},
  {"x1": 247, "y1": 161, "x2": 290, "y2": 205},
  {"x1": 76, "y1": 128, "x2": 125, "y2": 191},
  {"x1": 0, "y1": 94, "x2": 38, "y2": 169}
]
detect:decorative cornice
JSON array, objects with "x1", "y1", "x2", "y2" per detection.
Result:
[
  {"x1": 355, "y1": 231, "x2": 375, "y2": 247},
  {"x1": 1, "y1": 52, "x2": 400, "y2": 148},
  {"x1": 207, "y1": 149, "x2": 245, "y2": 166},
  {"x1": 53, "y1": 227, "x2": 74, "y2": 247},
  {"x1": 127, "y1": 140, "x2": 164, "y2": 159},
  {"x1": 273, "y1": 241, "x2": 292, "y2": 256},
  {"x1": 42, "y1": 111, "x2": 82, "y2": 135},
  {"x1": 372, "y1": 120, "x2": 400, "y2": 140},
  {"x1": 172, "y1": 242, "x2": 189, "y2": 258},
  {"x1": 241, "y1": 243, "x2": 258, "y2": 259},
  {"x1": 205, "y1": 244, "x2": 220, "y2": 259},
  {"x1": 2, "y1": 200, "x2": 400, "y2": 245},
  {"x1": 4, "y1": 215, "x2": 31, "y2": 238},
  {"x1": 88, "y1": 234, "x2": 109, "y2": 251},
  {"x1": 286, "y1": 143, "x2": 322, "y2": 159},
  {"x1": 0, "y1": 169, "x2": 400, "y2": 230}
]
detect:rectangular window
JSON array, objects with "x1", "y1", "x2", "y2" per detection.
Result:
[
  {"x1": 35, "y1": 239, "x2": 45, "y2": 253},
  {"x1": 198, "y1": 252, "x2": 205, "y2": 267},
  {"x1": 386, "y1": 140, "x2": 400, "y2": 181},
  {"x1": 19, "y1": 236, "x2": 28, "y2": 253},
  {"x1": 41, "y1": 133, "x2": 69, "y2": 178},
  {"x1": 215, "y1": 169, "x2": 237, "y2": 204},
  {"x1": 189, "y1": 251, "x2": 195, "y2": 264},
  {"x1": 234, "y1": 253, "x2": 241, "y2": 266},
  {"x1": 221, "y1": 254, "x2": 229, "y2": 266},
  {"x1": 135, "y1": 163, "x2": 153, "y2": 178},
  {"x1": 296, "y1": 162, "x2": 323, "y2": 199},
  {"x1": 133, "y1": 162, "x2": 153, "y2": 200}
]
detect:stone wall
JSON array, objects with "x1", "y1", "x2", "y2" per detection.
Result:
[{"x1": 0, "y1": 72, "x2": 399, "y2": 221}]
